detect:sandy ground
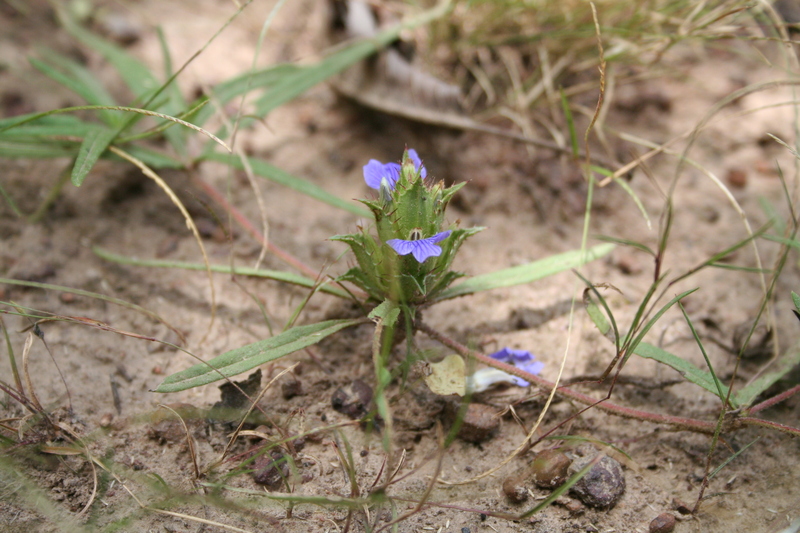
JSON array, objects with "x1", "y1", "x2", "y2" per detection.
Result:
[{"x1": 2, "y1": 1, "x2": 800, "y2": 532}]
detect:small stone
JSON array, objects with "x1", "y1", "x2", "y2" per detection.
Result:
[
  {"x1": 649, "y1": 513, "x2": 676, "y2": 533},
  {"x1": 99, "y1": 413, "x2": 114, "y2": 428},
  {"x1": 672, "y1": 498, "x2": 692, "y2": 515},
  {"x1": 282, "y1": 378, "x2": 303, "y2": 399},
  {"x1": 726, "y1": 168, "x2": 747, "y2": 188},
  {"x1": 531, "y1": 449, "x2": 571, "y2": 488},
  {"x1": 331, "y1": 379, "x2": 373, "y2": 419},
  {"x1": 502, "y1": 475, "x2": 528, "y2": 503},
  {"x1": 252, "y1": 450, "x2": 290, "y2": 489},
  {"x1": 569, "y1": 454, "x2": 626, "y2": 509},
  {"x1": 457, "y1": 403, "x2": 499, "y2": 443}
]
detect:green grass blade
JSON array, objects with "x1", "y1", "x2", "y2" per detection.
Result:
[
  {"x1": 0, "y1": 140, "x2": 78, "y2": 159},
  {"x1": 72, "y1": 127, "x2": 117, "y2": 186},
  {"x1": 252, "y1": 0, "x2": 453, "y2": 116},
  {"x1": 92, "y1": 246, "x2": 351, "y2": 298},
  {"x1": 560, "y1": 88, "x2": 579, "y2": 157},
  {"x1": 634, "y1": 341, "x2": 732, "y2": 403},
  {"x1": 59, "y1": 11, "x2": 159, "y2": 99},
  {"x1": 155, "y1": 318, "x2": 368, "y2": 392},
  {"x1": 709, "y1": 437, "x2": 760, "y2": 479},
  {"x1": 120, "y1": 145, "x2": 184, "y2": 169},
  {"x1": 435, "y1": 243, "x2": 614, "y2": 300},
  {"x1": 623, "y1": 288, "x2": 697, "y2": 368},
  {"x1": 203, "y1": 152, "x2": 370, "y2": 217},
  {"x1": 29, "y1": 54, "x2": 121, "y2": 126},
  {"x1": 678, "y1": 301, "x2": 727, "y2": 403},
  {"x1": 190, "y1": 65, "x2": 299, "y2": 127},
  {"x1": 733, "y1": 342, "x2": 800, "y2": 407}
]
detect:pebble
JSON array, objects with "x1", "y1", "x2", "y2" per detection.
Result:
[
  {"x1": 457, "y1": 403, "x2": 499, "y2": 443},
  {"x1": 649, "y1": 513, "x2": 677, "y2": 533},
  {"x1": 531, "y1": 448, "x2": 571, "y2": 488},
  {"x1": 331, "y1": 379, "x2": 373, "y2": 419},
  {"x1": 252, "y1": 450, "x2": 290, "y2": 489},
  {"x1": 568, "y1": 454, "x2": 626, "y2": 509},
  {"x1": 502, "y1": 474, "x2": 528, "y2": 503}
]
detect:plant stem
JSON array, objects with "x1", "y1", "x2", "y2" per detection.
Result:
[{"x1": 416, "y1": 321, "x2": 800, "y2": 437}]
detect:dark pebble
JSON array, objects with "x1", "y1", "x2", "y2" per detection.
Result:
[
  {"x1": 569, "y1": 454, "x2": 626, "y2": 509},
  {"x1": 252, "y1": 450, "x2": 290, "y2": 489},
  {"x1": 649, "y1": 513, "x2": 676, "y2": 533},
  {"x1": 331, "y1": 379, "x2": 373, "y2": 419},
  {"x1": 282, "y1": 378, "x2": 303, "y2": 399}
]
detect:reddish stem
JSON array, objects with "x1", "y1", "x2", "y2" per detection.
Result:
[
  {"x1": 192, "y1": 175, "x2": 319, "y2": 279},
  {"x1": 748, "y1": 384, "x2": 800, "y2": 414},
  {"x1": 417, "y1": 321, "x2": 800, "y2": 437}
]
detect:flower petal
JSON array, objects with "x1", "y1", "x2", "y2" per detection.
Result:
[
  {"x1": 387, "y1": 231, "x2": 451, "y2": 263},
  {"x1": 407, "y1": 148, "x2": 427, "y2": 179},
  {"x1": 411, "y1": 239, "x2": 442, "y2": 262},
  {"x1": 363, "y1": 160, "x2": 400, "y2": 190}
]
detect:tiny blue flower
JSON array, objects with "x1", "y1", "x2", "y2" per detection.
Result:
[
  {"x1": 387, "y1": 230, "x2": 451, "y2": 263},
  {"x1": 363, "y1": 159, "x2": 400, "y2": 191},
  {"x1": 488, "y1": 348, "x2": 544, "y2": 387},
  {"x1": 363, "y1": 148, "x2": 426, "y2": 191}
]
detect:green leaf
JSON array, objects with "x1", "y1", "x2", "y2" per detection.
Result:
[
  {"x1": 92, "y1": 246, "x2": 350, "y2": 298},
  {"x1": 435, "y1": 243, "x2": 614, "y2": 300},
  {"x1": 155, "y1": 318, "x2": 367, "y2": 392},
  {"x1": 204, "y1": 152, "x2": 370, "y2": 217},
  {"x1": 733, "y1": 341, "x2": 800, "y2": 407},
  {"x1": 252, "y1": 0, "x2": 453, "y2": 116},
  {"x1": 792, "y1": 291, "x2": 800, "y2": 313},
  {"x1": 634, "y1": 341, "x2": 733, "y2": 404},
  {"x1": 29, "y1": 54, "x2": 122, "y2": 126},
  {"x1": 72, "y1": 128, "x2": 117, "y2": 186}
]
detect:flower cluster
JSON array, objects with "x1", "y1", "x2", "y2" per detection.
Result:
[{"x1": 332, "y1": 148, "x2": 482, "y2": 304}]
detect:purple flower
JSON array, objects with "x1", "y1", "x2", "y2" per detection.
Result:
[
  {"x1": 363, "y1": 159, "x2": 401, "y2": 191},
  {"x1": 406, "y1": 148, "x2": 427, "y2": 179},
  {"x1": 387, "y1": 230, "x2": 451, "y2": 263},
  {"x1": 489, "y1": 348, "x2": 544, "y2": 387},
  {"x1": 363, "y1": 149, "x2": 426, "y2": 191}
]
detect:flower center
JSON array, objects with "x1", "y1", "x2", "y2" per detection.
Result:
[{"x1": 408, "y1": 228, "x2": 424, "y2": 241}]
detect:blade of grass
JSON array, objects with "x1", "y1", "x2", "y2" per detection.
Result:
[
  {"x1": 202, "y1": 152, "x2": 369, "y2": 218},
  {"x1": 435, "y1": 243, "x2": 614, "y2": 300},
  {"x1": 678, "y1": 301, "x2": 728, "y2": 404},
  {"x1": 92, "y1": 246, "x2": 350, "y2": 299},
  {"x1": 155, "y1": 318, "x2": 368, "y2": 392},
  {"x1": 71, "y1": 127, "x2": 117, "y2": 186}
]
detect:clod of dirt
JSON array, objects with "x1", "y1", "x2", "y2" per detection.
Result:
[
  {"x1": 456, "y1": 403, "x2": 499, "y2": 443},
  {"x1": 331, "y1": 379, "x2": 373, "y2": 419},
  {"x1": 568, "y1": 453, "x2": 626, "y2": 509},
  {"x1": 531, "y1": 448, "x2": 571, "y2": 488},
  {"x1": 147, "y1": 403, "x2": 203, "y2": 445},
  {"x1": 502, "y1": 474, "x2": 528, "y2": 503},
  {"x1": 671, "y1": 498, "x2": 693, "y2": 515},
  {"x1": 207, "y1": 369, "x2": 262, "y2": 424},
  {"x1": 649, "y1": 512, "x2": 677, "y2": 533},
  {"x1": 252, "y1": 449, "x2": 290, "y2": 489},
  {"x1": 726, "y1": 168, "x2": 747, "y2": 188},
  {"x1": 282, "y1": 377, "x2": 303, "y2": 399}
]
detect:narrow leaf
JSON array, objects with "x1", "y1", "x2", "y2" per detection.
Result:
[
  {"x1": 634, "y1": 341, "x2": 732, "y2": 403},
  {"x1": 72, "y1": 128, "x2": 117, "y2": 186},
  {"x1": 435, "y1": 243, "x2": 614, "y2": 300},
  {"x1": 155, "y1": 318, "x2": 367, "y2": 392},
  {"x1": 92, "y1": 247, "x2": 351, "y2": 298},
  {"x1": 733, "y1": 341, "x2": 800, "y2": 407},
  {"x1": 203, "y1": 152, "x2": 370, "y2": 217}
]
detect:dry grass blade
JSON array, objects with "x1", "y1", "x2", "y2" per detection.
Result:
[{"x1": 108, "y1": 145, "x2": 217, "y2": 338}]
